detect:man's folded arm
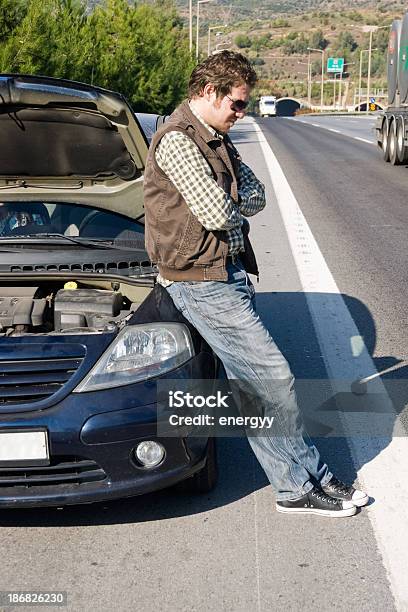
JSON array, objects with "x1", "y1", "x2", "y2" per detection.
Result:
[
  {"x1": 155, "y1": 131, "x2": 242, "y2": 231},
  {"x1": 237, "y1": 161, "x2": 266, "y2": 216}
]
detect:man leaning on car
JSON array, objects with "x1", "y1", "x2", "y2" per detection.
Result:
[{"x1": 143, "y1": 50, "x2": 368, "y2": 517}]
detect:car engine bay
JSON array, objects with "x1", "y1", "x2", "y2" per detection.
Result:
[{"x1": 0, "y1": 282, "x2": 147, "y2": 336}]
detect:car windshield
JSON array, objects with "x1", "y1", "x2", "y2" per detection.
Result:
[
  {"x1": 135, "y1": 113, "x2": 169, "y2": 144},
  {"x1": 0, "y1": 202, "x2": 145, "y2": 248}
]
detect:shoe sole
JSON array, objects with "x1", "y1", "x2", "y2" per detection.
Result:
[{"x1": 276, "y1": 504, "x2": 357, "y2": 518}]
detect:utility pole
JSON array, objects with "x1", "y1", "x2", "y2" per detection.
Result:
[
  {"x1": 366, "y1": 28, "x2": 373, "y2": 116},
  {"x1": 308, "y1": 47, "x2": 325, "y2": 112},
  {"x1": 347, "y1": 23, "x2": 390, "y2": 112},
  {"x1": 196, "y1": 0, "x2": 213, "y2": 61},
  {"x1": 361, "y1": 24, "x2": 390, "y2": 114},
  {"x1": 321, "y1": 50, "x2": 325, "y2": 111},
  {"x1": 338, "y1": 61, "x2": 355, "y2": 109},
  {"x1": 358, "y1": 49, "x2": 376, "y2": 111},
  {"x1": 358, "y1": 49, "x2": 364, "y2": 112},
  {"x1": 339, "y1": 72, "x2": 342, "y2": 109},
  {"x1": 189, "y1": 0, "x2": 193, "y2": 53}
]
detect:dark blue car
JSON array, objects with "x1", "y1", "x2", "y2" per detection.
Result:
[{"x1": 0, "y1": 75, "x2": 218, "y2": 507}]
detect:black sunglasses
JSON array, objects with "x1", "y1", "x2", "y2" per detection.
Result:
[{"x1": 225, "y1": 94, "x2": 249, "y2": 112}]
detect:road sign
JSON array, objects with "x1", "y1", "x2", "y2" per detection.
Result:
[{"x1": 327, "y1": 57, "x2": 344, "y2": 73}]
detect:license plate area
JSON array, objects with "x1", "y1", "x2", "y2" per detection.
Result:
[{"x1": 0, "y1": 429, "x2": 50, "y2": 466}]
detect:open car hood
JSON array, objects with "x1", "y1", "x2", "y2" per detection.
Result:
[{"x1": 0, "y1": 74, "x2": 149, "y2": 220}]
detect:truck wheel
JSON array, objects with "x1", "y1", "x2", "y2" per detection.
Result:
[
  {"x1": 381, "y1": 120, "x2": 390, "y2": 162},
  {"x1": 175, "y1": 437, "x2": 218, "y2": 494},
  {"x1": 396, "y1": 116, "x2": 407, "y2": 164},
  {"x1": 389, "y1": 120, "x2": 401, "y2": 165}
]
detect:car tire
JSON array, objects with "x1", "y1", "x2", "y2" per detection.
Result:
[{"x1": 176, "y1": 437, "x2": 218, "y2": 494}]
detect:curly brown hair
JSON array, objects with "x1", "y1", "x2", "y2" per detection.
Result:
[{"x1": 188, "y1": 50, "x2": 257, "y2": 98}]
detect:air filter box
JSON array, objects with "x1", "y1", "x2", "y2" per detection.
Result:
[{"x1": 54, "y1": 288, "x2": 123, "y2": 331}]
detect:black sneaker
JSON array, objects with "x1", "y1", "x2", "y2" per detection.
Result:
[
  {"x1": 322, "y1": 476, "x2": 368, "y2": 507},
  {"x1": 276, "y1": 487, "x2": 357, "y2": 517}
]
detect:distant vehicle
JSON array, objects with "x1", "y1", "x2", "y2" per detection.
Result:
[
  {"x1": 375, "y1": 15, "x2": 408, "y2": 164},
  {"x1": 259, "y1": 95, "x2": 277, "y2": 117}
]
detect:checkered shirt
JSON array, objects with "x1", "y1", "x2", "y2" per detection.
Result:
[{"x1": 154, "y1": 104, "x2": 265, "y2": 285}]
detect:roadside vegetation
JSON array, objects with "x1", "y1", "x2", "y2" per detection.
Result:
[{"x1": 0, "y1": 0, "x2": 194, "y2": 114}]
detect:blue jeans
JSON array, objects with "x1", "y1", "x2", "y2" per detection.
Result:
[{"x1": 165, "y1": 259, "x2": 332, "y2": 501}]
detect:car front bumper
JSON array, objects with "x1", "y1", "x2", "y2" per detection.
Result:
[{"x1": 0, "y1": 351, "x2": 217, "y2": 508}]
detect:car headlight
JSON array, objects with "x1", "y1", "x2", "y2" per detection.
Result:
[{"x1": 74, "y1": 323, "x2": 194, "y2": 392}]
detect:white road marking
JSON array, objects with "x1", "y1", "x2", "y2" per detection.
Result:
[
  {"x1": 250, "y1": 117, "x2": 408, "y2": 611},
  {"x1": 289, "y1": 118, "x2": 376, "y2": 146},
  {"x1": 353, "y1": 136, "x2": 376, "y2": 146},
  {"x1": 252, "y1": 459, "x2": 262, "y2": 612}
]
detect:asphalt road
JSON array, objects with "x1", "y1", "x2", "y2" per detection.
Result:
[
  {"x1": 1, "y1": 115, "x2": 407, "y2": 612},
  {"x1": 288, "y1": 113, "x2": 377, "y2": 143},
  {"x1": 257, "y1": 115, "x2": 407, "y2": 381}
]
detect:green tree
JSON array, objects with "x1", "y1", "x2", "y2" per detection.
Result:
[
  {"x1": 0, "y1": 0, "x2": 88, "y2": 76},
  {"x1": 0, "y1": 0, "x2": 26, "y2": 41},
  {"x1": 374, "y1": 28, "x2": 389, "y2": 54},
  {"x1": 338, "y1": 32, "x2": 358, "y2": 52},
  {"x1": 250, "y1": 34, "x2": 270, "y2": 52},
  {"x1": 309, "y1": 29, "x2": 328, "y2": 51},
  {"x1": 347, "y1": 11, "x2": 363, "y2": 23},
  {"x1": 311, "y1": 58, "x2": 322, "y2": 77},
  {"x1": 0, "y1": 0, "x2": 194, "y2": 114},
  {"x1": 283, "y1": 31, "x2": 308, "y2": 55},
  {"x1": 271, "y1": 18, "x2": 289, "y2": 28},
  {"x1": 370, "y1": 50, "x2": 386, "y2": 78},
  {"x1": 235, "y1": 34, "x2": 251, "y2": 48},
  {"x1": 331, "y1": 31, "x2": 358, "y2": 63},
  {"x1": 250, "y1": 56, "x2": 265, "y2": 65}
]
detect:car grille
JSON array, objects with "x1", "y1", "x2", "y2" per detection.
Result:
[
  {"x1": 0, "y1": 356, "x2": 83, "y2": 405},
  {"x1": 0, "y1": 456, "x2": 106, "y2": 487}
]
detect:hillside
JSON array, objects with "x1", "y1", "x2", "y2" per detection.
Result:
[
  {"x1": 186, "y1": 2, "x2": 402, "y2": 107},
  {"x1": 84, "y1": 1, "x2": 403, "y2": 107},
  {"x1": 176, "y1": 0, "x2": 404, "y2": 20}
]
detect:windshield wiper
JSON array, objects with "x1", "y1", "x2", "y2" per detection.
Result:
[
  {"x1": 0, "y1": 181, "x2": 83, "y2": 190},
  {"x1": 0, "y1": 233, "x2": 120, "y2": 249}
]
